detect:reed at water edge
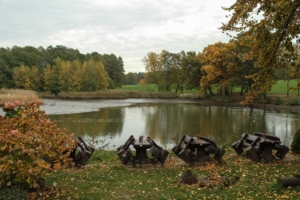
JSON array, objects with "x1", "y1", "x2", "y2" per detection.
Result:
[{"x1": 0, "y1": 89, "x2": 40, "y2": 106}]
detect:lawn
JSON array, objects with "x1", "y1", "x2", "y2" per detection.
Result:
[
  {"x1": 44, "y1": 149, "x2": 300, "y2": 200},
  {"x1": 121, "y1": 80, "x2": 300, "y2": 96},
  {"x1": 119, "y1": 84, "x2": 158, "y2": 92},
  {"x1": 269, "y1": 80, "x2": 299, "y2": 94}
]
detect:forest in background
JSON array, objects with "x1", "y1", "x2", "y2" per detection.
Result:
[{"x1": 0, "y1": 45, "x2": 126, "y2": 95}]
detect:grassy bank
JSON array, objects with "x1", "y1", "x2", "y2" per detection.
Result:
[
  {"x1": 39, "y1": 90, "x2": 179, "y2": 100},
  {"x1": 2, "y1": 80, "x2": 300, "y2": 106},
  {"x1": 41, "y1": 149, "x2": 300, "y2": 199}
]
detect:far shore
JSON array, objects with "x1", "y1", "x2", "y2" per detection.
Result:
[{"x1": 0, "y1": 88, "x2": 300, "y2": 114}]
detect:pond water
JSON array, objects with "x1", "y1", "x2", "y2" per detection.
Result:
[{"x1": 39, "y1": 99, "x2": 300, "y2": 150}]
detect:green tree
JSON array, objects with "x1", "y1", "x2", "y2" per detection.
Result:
[
  {"x1": 221, "y1": 0, "x2": 300, "y2": 103},
  {"x1": 125, "y1": 73, "x2": 139, "y2": 85},
  {"x1": 143, "y1": 51, "x2": 172, "y2": 91},
  {"x1": 101, "y1": 54, "x2": 125, "y2": 87},
  {"x1": 0, "y1": 48, "x2": 15, "y2": 88},
  {"x1": 160, "y1": 50, "x2": 183, "y2": 93},
  {"x1": 181, "y1": 51, "x2": 202, "y2": 91}
]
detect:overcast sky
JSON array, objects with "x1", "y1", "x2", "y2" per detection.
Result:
[{"x1": 0, "y1": 0, "x2": 236, "y2": 73}]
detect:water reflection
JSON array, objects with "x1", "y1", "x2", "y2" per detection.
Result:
[
  {"x1": 49, "y1": 107, "x2": 125, "y2": 138},
  {"x1": 48, "y1": 103, "x2": 300, "y2": 150}
]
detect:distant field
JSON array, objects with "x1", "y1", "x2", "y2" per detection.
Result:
[
  {"x1": 118, "y1": 84, "x2": 158, "y2": 92},
  {"x1": 121, "y1": 80, "x2": 299, "y2": 95},
  {"x1": 119, "y1": 84, "x2": 199, "y2": 93},
  {"x1": 269, "y1": 79, "x2": 299, "y2": 94}
]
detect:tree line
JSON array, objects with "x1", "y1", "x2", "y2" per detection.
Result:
[
  {"x1": 0, "y1": 45, "x2": 125, "y2": 95},
  {"x1": 143, "y1": 0, "x2": 300, "y2": 103},
  {"x1": 142, "y1": 39, "x2": 300, "y2": 97}
]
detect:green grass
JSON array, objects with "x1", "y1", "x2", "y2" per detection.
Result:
[
  {"x1": 119, "y1": 84, "x2": 200, "y2": 93},
  {"x1": 44, "y1": 149, "x2": 300, "y2": 199},
  {"x1": 269, "y1": 80, "x2": 299, "y2": 94},
  {"x1": 119, "y1": 84, "x2": 158, "y2": 92},
  {"x1": 122, "y1": 80, "x2": 300, "y2": 95},
  {"x1": 38, "y1": 80, "x2": 300, "y2": 102}
]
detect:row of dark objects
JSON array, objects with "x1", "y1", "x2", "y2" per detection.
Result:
[
  {"x1": 232, "y1": 132, "x2": 289, "y2": 162},
  {"x1": 62, "y1": 131, "x2": 290, "y2": 167},
  {"x1": 117, "y1": 134, "x2": 226, "y2": 165}
]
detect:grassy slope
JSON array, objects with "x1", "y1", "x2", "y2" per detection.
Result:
[{"x1": 45, "y1": 150, "x2": 300, "y2": 199}]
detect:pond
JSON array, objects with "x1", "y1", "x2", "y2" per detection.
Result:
[{"x1": 39, "y1": 99, "x2": 300, "y2": 150}]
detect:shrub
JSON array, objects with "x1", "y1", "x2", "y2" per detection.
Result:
[
  {"x1": 265, "y1": 96, "x2": 272, "y2": 104},
  {"x1": 0, "y1": 101, "x2": 75, "y2": 189},
  {"x1": 291, "y1": 128, "x2": 300, "y2": 154},
  {"x1": 274, "y1": 96, "x2": 283, "y2": 105},
  {"x1": 181, "y1": 169, "x2": 198, "y2": 185},
  {"x1": 289, "y1": 98, "x2": 299, "y2": 106}
]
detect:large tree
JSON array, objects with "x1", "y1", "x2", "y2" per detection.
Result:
[
  {"x1": 81, "y1": 58, "x2": 109, "y2": 91},
  {"x1": 221, "y1": 0, "x2": 300, "y2": 104},
  {"x1": 181, "y1": 51, "x2": 202, "y2": 91}
]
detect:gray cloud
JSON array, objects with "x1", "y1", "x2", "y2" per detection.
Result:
[{"x1": 0, "y1": 0, "x2": 236, "y2": 73}]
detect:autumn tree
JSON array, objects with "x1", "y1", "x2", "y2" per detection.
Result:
[
  {"x1": 59, "y1": 60, "x2": 72, "y2": 92},
  {"x1": 13, "y1": 65, "x2": 31, "y2": 90},
  {"x1": 81, "y1": 58, "x2": 108, "y2": 91},
  {"x1": 200, "y1": 42, "x2": 234, "y2": 96},
  {"x1": 221, "y1": 0, "x2": 300, "y2": 103},
  {"x1": 29, "y1": 66, "x2": 41, "y2": 91},
  {"x1": 143, "y1": 52, "x2": 164, "y2": 89},
  {"x1": 43, "y1": 58, "x2": 62, "y2": 96},
  {"x1": 69, "y1": 59, "x2": 83, "y2": 92}
]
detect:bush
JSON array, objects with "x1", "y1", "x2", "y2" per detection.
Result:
[
  {"x1": 0, "y1": 101, "x2": 76, "y2": 189},
  {"x1": 289, "y1": 98, "x2": 299, "y2": 106},
  {"x1": 274, "y1": 96, "x2": 283, "y2": 105},
  {"x1": 181, "y1": 169, "x2": 197, "y2": 185},
  {"x1": 265, "y1": 96, "x2": 272, "y2": 104},
  {"x1": 291, "y1": 128, "x2": 300, "y2": 154}
]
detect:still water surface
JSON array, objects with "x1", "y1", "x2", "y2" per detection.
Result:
[{"x1": 44, "y1": 99, "x2": 300, "y2": 150}]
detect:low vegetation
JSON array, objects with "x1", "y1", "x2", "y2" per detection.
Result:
[
  {"x1": 43, "y1": 150, "x2": 300, "y2": 199},
  {"x1": 0, "y1": 89, "x2": 39, "y2": 105},
  {"x1": 0, "y1": 102, "x2": 75, "y2": 199}
]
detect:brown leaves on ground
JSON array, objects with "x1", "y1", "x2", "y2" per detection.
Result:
[{"x1": 28, "y1": 186, "x2": 72, "y2": 200}]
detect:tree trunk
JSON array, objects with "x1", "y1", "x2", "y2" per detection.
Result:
[
  {"x1": 287, "y1": 78, "x2": 290, "y2": 97},
  {"x1": 240, "y1": 85, "x2": 244, "y2": 96},
  {"x1": 208, "y1": 86, "x2": 214, "y2": 96}
]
